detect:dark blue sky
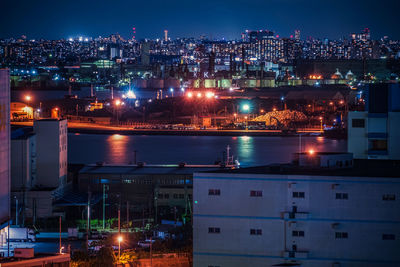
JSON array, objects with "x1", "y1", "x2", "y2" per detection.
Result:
[{"x1": 1, "y1": 0, "x2": 399, "y2": 40}]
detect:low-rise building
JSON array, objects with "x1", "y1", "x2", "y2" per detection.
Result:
[{"x1": 193, "y1": 153, "x2": 400, "y2": 267}]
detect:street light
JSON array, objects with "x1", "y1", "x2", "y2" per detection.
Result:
[
  {"x1": 117, "y1": 235, "x2": 123, "y2": 262},
  {"x1": 242, "y1": 104, "x2": 250, "y2": 112}
]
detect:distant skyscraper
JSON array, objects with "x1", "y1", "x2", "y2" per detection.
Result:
[
  {"x1": 295, "y1": 29, "x2": 301, "y2": 41},
  {"x1": 0, "y1": 69, "x2": 10, "y2": 237},
  {"x1": 164, "y1": 30, "x2": 168, "y2": 42}
]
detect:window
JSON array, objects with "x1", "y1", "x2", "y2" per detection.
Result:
[
  {"x1": 179, "y1": 194, "x2": 184, "y2": 199},
  {"x1": 382, "y1": 234, "x2": 395, "y2": 240},
  {"x1": 208, "y1": 227, "x2": 220, "y2": 234},
  {"x1": 335, "y1": 232, "x2": 348, "y2": 239},
  {"x1": 164, "y1": 194, "x2": 169, "y2": 199},
  {"x1": 369, "y1": 139, "x2": 387, "y2": 151},
  {"x1": 250, "y1": 229, "x2": 262, "y2": 235},
  {"x1": 336, "y1": 193, "x2": 348, "y2": 199},
  {"x1": 250, "y1": 190, "x2": 263, "y2": 197},
  {"x1": 352, "y1": 119, "x2": 365, "y2": 128},
  {"x1": 293, "y1": 192, "x2": 305, "y2": 198},
  {"x1": 382, "y1": 194, "x2": 396, "y2": 201},
  {"x1": 173, "y1": 194, "x2": 178, "y2": 199},
  {"x1": 292, "y1": 230, "x2": 304, "y2": 237},
  {"x1": 157, "y1": 194, "x2": 163, "y2": 199},
  {"x1": 208, "y1": 189, "x2": 221, "y2": 196}
]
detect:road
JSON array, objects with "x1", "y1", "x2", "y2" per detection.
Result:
[{"x1": 11, "y1": 121, "x2": 322, "y2": 136}]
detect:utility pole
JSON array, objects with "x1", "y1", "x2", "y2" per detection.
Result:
[
  {"x1": 126, "y1": 201, "x2": 129, "y2": 229},
  {"x1": 15, "y1": 196, "x2": 18, "y2": 226},
  {"x1": 102, "y1": 185, "x2": 106, "y2": 230},
  {"x1": 118, "y1": 207, "x2": 121, "y2": 235},
  {"x1": 59, "y1": 216, "x2": 62, "y2": 253},
  {"x1": 86, "y1": 191, "x2": 91, "y2": 251}
]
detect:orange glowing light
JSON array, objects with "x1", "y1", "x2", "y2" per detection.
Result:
[
  {"x1": 260, "y1": 109, "x2": 265, "y2": 113},
  {"x1": 117, "y1": 236, "x2": 123, "y2": 242},
  {"x1": 308, "y1": 149, "x2": 315, "y2": 155},
  {"x1": 329, "y1": 102, "x2": 333, "y2": 105},
  {"x1": 273, "y1": 108, "x2": 277, "y2": 111},
  {"x1": 197, "y1": 93, "x2": 202, "y2": 98},
  {"x1": 339, "y1": 100, "x2": 344, "y2": 104},
  {"x1": 187, "y1": 92, "x2": 193, "y2": 98},
  {"x1": 25, "y1": 95, "x2": 32, "y2": 101},
  {"x1": 319, "y1": 117, "x2": 323, "y2": 120},
  {"x1": 115, "y1": 99, "x2": 121, "y2": 106}
]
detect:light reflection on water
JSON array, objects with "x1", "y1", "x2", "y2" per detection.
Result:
[
  {"x1": 70, "y1": 134, "x2": 347, "y2": 167},
  {"x1": 106, "y1": 134, "x2": 129, "y2": 163}
]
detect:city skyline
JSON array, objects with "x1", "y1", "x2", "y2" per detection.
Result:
[{"x1": 1, "y1": 0, "x2": 400, "y2": 40}]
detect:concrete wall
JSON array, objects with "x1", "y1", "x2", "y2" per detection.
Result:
[
  {"x1": 11, "y1": 135, "x2": 36, "y2": 190},
  {"x1": 193, "y1": 172, "x2": 400, "y2": 266},
  {"x1": 34, "y1": 119, "x2": 67, "y2": 188}
]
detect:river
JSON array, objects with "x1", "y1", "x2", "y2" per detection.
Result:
[{"x1": 68, "y1": 134, "x2": 346, "y2": 166}]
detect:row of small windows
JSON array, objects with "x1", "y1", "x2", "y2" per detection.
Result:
[
  {"x1": 157, "y1": 193, "x2": 192, "y2": 199},
  {"x1": 207, "y1": 189, "x2": 395, "y2": 201},
  {"x1": 208, "y1": 228, "x2": 395, "y2": 240}
]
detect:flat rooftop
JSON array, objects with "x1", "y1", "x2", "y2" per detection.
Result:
[
  {"x1": 79, "y1": 163, "x2": 230, "y2": 175},
  {"x1": 204, "y1": 159, "x2": 400, "y2": 178}
]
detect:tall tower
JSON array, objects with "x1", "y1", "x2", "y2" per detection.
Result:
[
  {"x1": 295, "y1": 30, "x2": 301, "y2": 41},
  {"x1": 132, "y1": 27, "x2": 136, "y2": 41},
  {"x1": 164, "y1": 30, "x2": 168, "y2": 42}
]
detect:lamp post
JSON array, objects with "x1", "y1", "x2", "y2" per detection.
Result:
[
  {"x1": 115, "y1": 99, "x2": 121, "y2": 125},
  {"x1": 319, "y1": 117, "x2": 323, "y2": 132},
  {"x1": 117, "y1": 235, "x2": 123, "y2": 263}
]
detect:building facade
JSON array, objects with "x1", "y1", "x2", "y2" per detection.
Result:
[
  {"x1": 33, "y1": 119, "x2": 68, "y2": 188},
  {"x1": 348, "y1": 83, "x2": 400, "y2": 160},
  {"x1": 193, "y1": 157, "x2": 400, "y2": 266},
  {"x1": 0, "y1": 69, "x2": 11, "y2": 244}
]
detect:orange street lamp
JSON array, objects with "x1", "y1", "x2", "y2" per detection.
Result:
[{"x1": 117, "y1": 235, "x2": 123, "y2": 262}]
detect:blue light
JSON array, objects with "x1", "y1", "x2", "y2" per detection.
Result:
[{"x1": 280, "y1": 96, "x2": 284, "y2": 101}]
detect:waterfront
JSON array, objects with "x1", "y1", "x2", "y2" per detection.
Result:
[{"x1": 68, "y1": 134, "x2": 347, "y2": 166}]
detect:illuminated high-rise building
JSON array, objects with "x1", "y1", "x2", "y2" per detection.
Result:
[
  {"x1": 295, "y1": 29, "x2": 301, "y2": 41},
  {"x1": 164, "y1": 30, "x2": 168, "y2": 42}
]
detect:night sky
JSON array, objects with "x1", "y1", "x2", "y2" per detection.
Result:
[{"x1": 1, "y1": 0, "x2": 399, "y2": 40}]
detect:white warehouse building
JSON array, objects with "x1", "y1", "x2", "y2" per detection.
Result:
[{"x1": 193, "y1": 153, "x2": 400, "y2": 267}]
